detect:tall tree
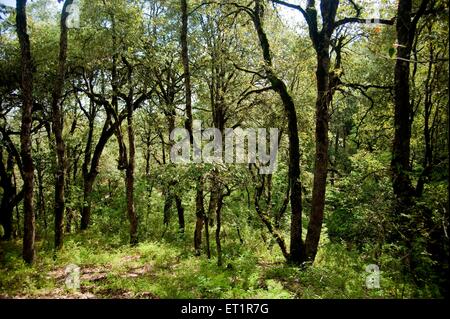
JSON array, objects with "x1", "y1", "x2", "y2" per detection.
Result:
[
  {"x1": 181, "y1": 0, "x2": 193, "y2": 137},
  {"x1": 240, "y1": 0, "x2": 305, "y2": 263},
  {"x1": 391, "y1": 0, "x2": 430, "y2": 210},
  {"x1": 16, "y1": 0, "x2": 35, "y2": 264},
  {"x1": 117, "y1": 56, "x2": 152, "y2": 245},
  {"x1": 51, "y1": 0, "x2": 74, "y2": 250},
  {"x1": 270, "y1": 0, "x2": 394, "y2": 262}
]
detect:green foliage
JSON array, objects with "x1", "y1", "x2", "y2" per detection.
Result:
[
  {"x1": 2, "y1": 229, "x2": 441, "y2": 298},
  {"x1": 326, "y1": 151, "x2": 392, "y2": 249},
  {"x1": 0, "y1": 0, "x2": 448, "y2": 300}
]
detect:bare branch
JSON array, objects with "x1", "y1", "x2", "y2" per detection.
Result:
[{"x1": 334, "y1": 17, "x2": 396, "y2": 29}]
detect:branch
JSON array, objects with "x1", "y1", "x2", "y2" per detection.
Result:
[
  {"x1": 341, "y1": 82, "x2": 393, "y2": 91},
  {"x1": 226, "y1": 1, "x2": 255, "y2": 17},
  {"x1": 334, "y1": 17, "x2": 396, "y2": 29},
  {"x1": 270, "y1": 0, "x2": 318, "y2": 44},
  {"x1": 237, "y1": 86, "x2": 273, "y2": 105},
  {"x1": 347, "y1": 0, "x2": 362, "y2": 17},
  {"x1": 188, "y1": 1, "x2": 216, "y2": 15},
  {"x1": 233, "y1": 63, "x2": 265, "y2": 78}
]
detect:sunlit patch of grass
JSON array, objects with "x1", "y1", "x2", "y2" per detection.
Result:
[{"x1": 0, "y1": 224, "x2": 441, "y2": 299}]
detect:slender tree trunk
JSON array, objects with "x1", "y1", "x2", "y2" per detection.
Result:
[
  {"x1": 331, "y1": 129, "x2": 339, "y2": 186},
  {"x1": 180, "y1": 0, "x2": 193, "y2": 137},
  {"x1": 416, "y1": 25, "x2": 435, "y2": 197},
  {"x1": 13, "y1": 170, "x2": 21, "y2": 238},
  {"x1": 36, "y1": 153, "x2": 47, "y2": 230},
  {"x1": 81, "y1": 177, "x2": 94, "y2": 230},
  {"x1": 163, "y1": 192, "x2": 173, "y2": 228},
  {"x1": 391, "y1": 0, "x2": 429, "y2": 209},
  {"x1": 0, "y1": 191, "x2": 14, "y2": 241},
  {"x1": 0, "y1": 152, "x2": 15, "y2": 240},
  {"x1": 80, "y1": 113, "x2": 117, "y2": 230},
  {"x1": 205, "y1": 187, "x2": 215, "y2": 259},
  {"x1": 215, "y1": 193, "x2": 224, "y2": 267},
  {"x1": 16, "y1": 0, "x2": 36, "y2": 264},
  {"x1": 305, "y1": 49, "x2": 331, "y2": 261},
  {"x1": 253, "y1": 168, "x2": 290, "y2": 260},
  {"x1": 250, "y1": 0, "x2": 304, "y2": 263},
  {"x1": 126, "y1": 101, "x2": 138, "y2": 245},
  {"x1": 80, "y1": 116, "x2": 94, "y2": 230},
  {"x1": 204, "y1": 214, "x2": 211, "y2": 259},
  {"x1": 175, "y1": 196, "x2": 185, "y2": 234},
  {"x1": 163, "y1": 110, "x2": 185, "y2": 233},
  {"x1": 299, "y1": 0, "x2": 340, "y2": 263},
  {"x1": 52, "y1": 0, "x2": 73, "y2": 250},
  {"x1": 194, "y1": 176, "x2": 205, "y2": 255}
]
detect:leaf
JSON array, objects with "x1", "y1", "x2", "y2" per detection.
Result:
[{"x1": 388, "y1": 47, "x2": 396, "y2": 58}]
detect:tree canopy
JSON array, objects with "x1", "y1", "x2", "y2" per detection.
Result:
[{"x1": 0, "y1": 0, "x2": 448, "y2": 299}]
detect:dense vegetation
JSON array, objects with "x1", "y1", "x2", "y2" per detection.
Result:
[{"x1": 0, "y1": 0, "x2": 448, "y2": 299}]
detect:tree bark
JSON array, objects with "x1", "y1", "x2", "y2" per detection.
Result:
[
  {"x1": 215, "y1": 192, "x2": 224, "y2": 267},
  {"x1": 80, "y1": 114, "x2": 117, "y2": 230},
  {"x1": 175, "y1": 196, "x2": 185, "y2": 234},
  {"x1": 305, "y1": 48, "x2": 332, "y2": 261},
  {"x1": 391, "y1": 0, "x2": 415, "y2": 208},
  {"x1": 194, "y1": 176, "x2": 205, "y2": 255},
  {"x1": 51, "y1": 0, "x2": 73, "y2": 250},
  {"x1": 35, "y1": 137, "x2": 47, "y2": 230},
  {"x1": 0, "y1": 151, "x2": 18, "y2": 240},
  {"x1": 16, "y1": 0, "x2": 36, "y2": 264},
  {"x1": 391, "y1": 0, "x2": 429, "y2": 209},
  {"x1": 180, "y1": 0, "x2": 193, "y2": 137},
  {"x1": 126, "y1": 100, "x2": 138, "y2": 245}
]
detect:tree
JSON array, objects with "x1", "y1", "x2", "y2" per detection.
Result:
[
  {"x1": 270, "y1": 0, "x2": 395, "y2": 262},
  {"x1": 235, "y1": 0, "x2": 305, "y2": 263},
  {"x1": 0, "y1": 148, "x2": 23, "y2": 240},
  {"x1": 51, "y1": 0, "x2": 74, "y2": 250},
  {"x1": 391, "y1": 0, "x2": 430, "y2": 210},
  {"x1": 16, "y1": 0, "x2": 35, "y2": 264}
]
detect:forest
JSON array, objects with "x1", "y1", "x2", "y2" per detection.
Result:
[{"x1": 0, "y1": 0, "x2": 448, "y2": 299}]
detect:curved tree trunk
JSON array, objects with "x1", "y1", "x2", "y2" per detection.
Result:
[{"x1": 250, "y1": 0, "x2": 305, "y2": 264}]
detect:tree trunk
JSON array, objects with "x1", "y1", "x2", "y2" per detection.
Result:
[
  {"x1": 35, "y1": 146, "x2": 47, "y2": 230},
  {"x1": 80, "y1": 113, "x2": 117, "y2": 230},
  {"x1": 250, "y1": 0, "x2": 304, "y2": 263},
  {"x1": 391, "y1": 0, "x2": 429, "y2": 209},
  {"x1": 305, "y1": 49, "x2": 331, "y2": 262},
  {"x1": 16, "y1": 0, "x2": 36, "y2": 264},
  {"x1": 215, "y1": 193, "x2": 224, "y2": 267},
  {"x1": 180, "y1": 0, "x2": 193, "y2": 137},
  {"x1": 126, "y1": 100, "x2": 138, "y2": 245},
  {"x1": 0, "y1": 151, "x2": 15, "y2": 240},
  {"x1": 81, "y1": 176, "x2": 94, "y2": 230},
  {"x1": 204, "y1": 188, "x2": 214, "y2": 259},
  {"x1": 163, "y1": 192, "x2": 173, "y2": 228},
  {"x1": 391, "y1": 0, "x2": 415, "y2": 208},
  {"x1": 0, "y1": 189, "x2": 14, "y2": 241},
  {"x1": 51, "y1": 0, "x2": 73, "y2": 250},
  {"x1": 194, "y1": 176, "x2": 205, "y2": 255},
  {"x1": 175, "y1": 196, "x2": 185, "y2": 234},
  {"x1": 415, "y1": 24, "x2": 435, "y2": 197}
]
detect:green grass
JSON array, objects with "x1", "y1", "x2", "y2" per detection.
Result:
[{"x1": 0, "y1": 226, "x2": 439, "y2": 299}]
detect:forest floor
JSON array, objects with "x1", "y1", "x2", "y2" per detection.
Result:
[{"x1": 0, "y1": 229, "x2": 436, "y2": 299}]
